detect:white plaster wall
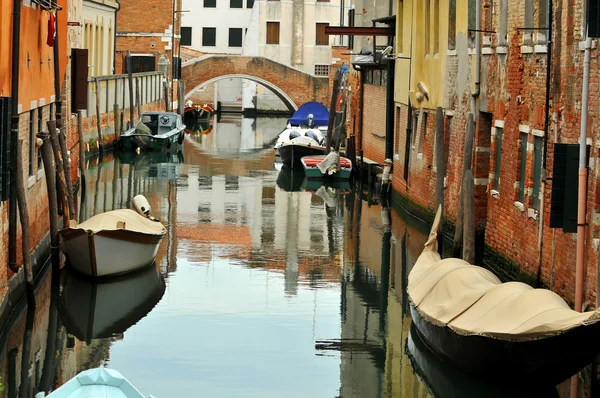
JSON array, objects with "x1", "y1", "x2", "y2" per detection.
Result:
[
  {"x1": 181, "y1": 0, "x2": 254, "y2": 55},
  {"x1": 82, "y1": 0, "x2": 118, "y2": 76},
  {"x1": 256, "y1": 0, "x2": 346, "y2": 76}
]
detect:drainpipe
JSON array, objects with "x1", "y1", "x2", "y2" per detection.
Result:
[
  {"x1": 113, "y1": 0, "x2": 121, "y2": 74},
  {"x1": 471, "y1": 0, "x2": 481, "y2": 116},
  {"x1": 537, "y1": 0, "x2": 553, "y2": 285},
  {"x1": 8, "y1": 0, "x2": 21, "y2": 274},
  {"x1": 53, "y1": 9, "x2": 62, "y2": 122},
  {"x1": 575, "y1": 35, "x2": 592, "y2": 313},
  {"x1": 359, "y1": 69, "x2": 365, "y2": 167}
]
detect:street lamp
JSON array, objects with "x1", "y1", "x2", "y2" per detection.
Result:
[{"x1": 171, "y1": 6, "x2": 190, "y2": 112}]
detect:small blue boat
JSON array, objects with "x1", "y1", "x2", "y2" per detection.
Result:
[{"x1": 36, "y1": 367, "x2": 154, "y2": 398}]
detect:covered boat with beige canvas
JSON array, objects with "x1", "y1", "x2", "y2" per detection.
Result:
[
  {"x1": 59, "y1": 195, "x2": 167, "y2": 278},
  {"x1": 409, "y1": 206, "x2": 600, "y2": 385}
]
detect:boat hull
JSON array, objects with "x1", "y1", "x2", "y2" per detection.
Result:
[
  {"x1": 410, "y1": 304, "x2": 600, "y2": 385},
  {"x1": 301, "y1": 155, "x2": 352, "y2": 180},
  {"x1": 119, "y1": 129, "x2": 185, "y2": 152},
  {"x1": 60, "y1": 229, "x2": 165, "y2": 278},
  {"x1": 278, "y1": 143, "x2": 324, "y2": 166}
]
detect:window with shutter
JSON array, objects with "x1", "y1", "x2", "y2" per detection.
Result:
[
  {"x1": 589, "y1": 0, "x2": 600, "y2": 37},
  {"x1": 0, "y1": 97, "x2": 10, "y2": 201},
  {"x1": 316, "y1": 23, "x2": 329, "y2": 45},
  {"x1": 229, "y1": 28, "x2": 243, "y2": 47},
  {"x1": 266, "y1": 22, "x2": 280, "y2": 44},
  {"x1": 203, "y1": 27, "x2": 217, "y2": 47}
]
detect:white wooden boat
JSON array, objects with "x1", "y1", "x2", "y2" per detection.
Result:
[
  {"x1": 409, "y1": 205, "x2": 600, "y2": 384},
  {"x1": 59, "y1": 196, "x2": 167, "y2": 278},
  {"x1": 36, "y1": 367, "x2": 154, "y2": 398}
]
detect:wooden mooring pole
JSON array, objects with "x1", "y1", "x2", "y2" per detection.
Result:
[
  {"x1": 37, "y1": 132, "x2": 60, "y2": 271},
  {"x1": 453, "y1": 113, "x2": 475, "y2": 257},
  {"x1": 77, "y1": 110, "x2": 86, "y2": 191},
  {"x1": 462, "y1": 168, "x2": 475, "y2": 264},
  {"x1": 57, "y1": 120, "x2": 75, "y2": 221},
  {"x1": 435, "y1": 107, "x2": 445, "y2": 255},
  {"x1": 47, "y1": 120, "x2": 71, "y2": 225},
  {"x1": 15, "y1": 140, "x2": 35, "y2": 308}
]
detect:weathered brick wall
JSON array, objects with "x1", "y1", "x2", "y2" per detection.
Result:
[
  {"x1": 182, "y1": 56, "x2": 330, "y2": 110},
  {"x1": 362, "y1": 84, "x2": 387, "y2": 164}
]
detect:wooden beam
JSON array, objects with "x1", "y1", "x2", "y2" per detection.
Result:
[{"x1": 324, "y1": 26, "x2": 395, "y2": 36}]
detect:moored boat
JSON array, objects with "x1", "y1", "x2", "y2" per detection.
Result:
[
  {"x1": 119, "y1": 112, "x2": 186, "y2": 151},
  {"x1": 274, "y1": 101, "x2": 329, "y2": 165},
  {"x1": 35, "y1": 367, "x2": 152, "y2": 398},
  {"x1": 59, "y1": 195, "x2": 167, "y2": 278},
  {"x1": 301, "y1": 153, "x2": 352, "y2": 180},
  {"x1": 409, "y1": 205, "x2": 600, "y2": 385}
]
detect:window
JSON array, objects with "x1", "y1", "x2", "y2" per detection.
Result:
[
  {"x1": 180, "y1": 27, "x2": 192, "y2": 46},
  {"x1": 124, "y1": 55, "x2": 155, "y2": 73},
  {"x1": 29, "y1": 110, "x2": 35, "y2": 177},
  {"x1": 397, "y1": 1, "x2": 404, "y2": 53},
  {"x1": 37, "y1": 106, "x2": 43, "y2": 170},
  {"x1": 532, "y1": 135, "x2": 543, "y2": 209},
  {"x1": 425, "y1": 0, "x2": 431, "y2": 54},
  {"x1": 229, "y1": 28, "x2": 243, "y2": 47},
  {"x1": 247, "y1": 0, "x2": 254, "y2": 7},
  {"x1": 204, "y1": 0, "x2": 216, "y2": 7},
  {"x1": 314, "y1": 64, "x2": 329, "y2": 76},
  {"x1": 493, "y1": 127, "x2": 503, "y2": 191},
  {"x1": 518, "y1": 132, "x2": 528, "y2": 203},
  {"x1": 266, "y1": 22, "x2": 280, "y2": 44},
  {"x1": 468, "y1": 0, "x2": 476, "y2": 46},
  {"x1": 448, "y1": 0, "x2": 456, "y2": 49},
  {"x1": 230, "y1": 0, "x2": 243, "y2": 8},
  {"x1": 499, "y1": 0, "x2": 508, "y2": 45},
  {"x1": 203, "y1": 27, "x2": 216, "y2": 47},
  {"x1": 433, "y1": 0, "x2": 439, "y2": 53},
  {"x1": 316, "y1": 23, "x2": 329, "y2": 46}
]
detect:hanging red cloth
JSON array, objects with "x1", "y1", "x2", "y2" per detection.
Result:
[{"x1": 47, "y1": 12, "x2": 56, "y2": 47}]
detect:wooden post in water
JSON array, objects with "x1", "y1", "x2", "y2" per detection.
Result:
[
  {"x1": 47, "y1": 120, "x2": 71, "y2": 225},
  {"x1": 37, "y1": 132, "x2": 60, "y2": 270},
  {"x1": 114, "y1": 104, "x2": 120, "y2": 141},
  {"x1": 94, "y1": 78, "x2": 103, "y2": 154},
  {"x1": 15, "y1": 140, "x2": 36, "y2": 308},
  {"x1": 178, "y1": 80, "x2": 185, "y2": 115},
  {"x1": 435, "y1": 107, "x2": 445, "y2": 255},
  {"x1": 462, "y1": 168, "x2": 475, "y2": 264},
  {"x1": 326, "y1": 69, "x2": 342, "y2": 154},
  {"x1": 163, "y1": 81, "x2": 170, "y2": 112},
  {"x1": 57, "y1": 121, "x2": 75, "y2": 221},
  {"x1": 136, "y1": 77, "x2": 141, "y2": 118},
  {"x1": 127, "y1": 51, "x2": 134, "y2": 128},
  {"x1": 453, "y1": 113, "x2": 475, "y2": 257},
  {"x1": 77, "y1": 111, "x2": 86, "y2": 191}
]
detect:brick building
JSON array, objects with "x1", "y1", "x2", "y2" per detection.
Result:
[
  {"x1": 115, "y1": 0, "x2": 182, "y2": 76},
  {"x1": 386, "y1": 0, "x2": 600, "y2": 309}
]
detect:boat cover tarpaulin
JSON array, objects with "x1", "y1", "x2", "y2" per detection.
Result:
[
  {"x1": 72, "y1": 209, "x2": 166, "y2": 235},
  {"x1": 408, "y1": 206, "x2": 600, "y2": 341},
  {"x1": 288, "y1": 101, "x2": 329, "y2": 126}
]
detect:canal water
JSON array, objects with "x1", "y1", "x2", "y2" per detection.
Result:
[{"x1": 0, "y1": 114, "x2": 593, "y2": 397}]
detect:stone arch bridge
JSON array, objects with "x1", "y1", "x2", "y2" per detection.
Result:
[{"x1": 181, "y1": 55, "x2": 330, "y2": 111}]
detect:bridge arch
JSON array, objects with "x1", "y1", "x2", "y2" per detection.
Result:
[
  {"x1": 182, "y1": 55, "x2": 329, "y2": 111},
  {"x1": 185, "y1": 74, "x2": 298, "y2": 112}
]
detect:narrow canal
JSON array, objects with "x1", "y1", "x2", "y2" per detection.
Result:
[{"x1": 0, "y1": 115, "x2": 593, "y2": 397}]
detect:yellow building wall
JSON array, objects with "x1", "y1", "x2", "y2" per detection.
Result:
[{"x1": 394, "y1": 0, "x2": 472, "y2": 109}]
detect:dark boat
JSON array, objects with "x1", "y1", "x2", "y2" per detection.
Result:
[
  {"x1": 409, "y1": 206, "x2": 600, "y2": 386},
  {"x1": 278, "y1": 141, "x2": 324, "y2": 167},
  {"x1": 276, "y1": 165, "x2": 306, "y2": 192},
  {"x1": 406, "y1": 323, "x2": 560, "y2": 398}
]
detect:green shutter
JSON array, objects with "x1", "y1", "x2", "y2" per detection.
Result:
[
  {"x1": 0, "y1": 97, "x2": 10, "y2": 201},
  {"x1": 589, "y1": 0, "x2": 600, "y2": 38},
  {"x1": 532, "y1": 136, "x2": 543, "y2": 209}
]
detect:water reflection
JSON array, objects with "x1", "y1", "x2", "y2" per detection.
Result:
[
  {"x1": 59, "y1": 266, "x2": 166, "y2": 344},
  {"x1": 0, "y1": 114, "x2": 596, "y2": 396}
]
